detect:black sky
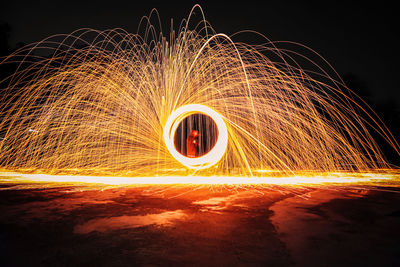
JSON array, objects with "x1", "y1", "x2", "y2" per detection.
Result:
[{"x1": 1, "y1": 1, "x2": 399, "y2": 122}]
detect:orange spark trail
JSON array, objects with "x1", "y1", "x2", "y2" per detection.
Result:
[{"x1": 0, "y1": 5, "x2": 399, "y2": 178}]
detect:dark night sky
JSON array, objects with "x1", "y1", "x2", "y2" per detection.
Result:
[{"x1": 1, "y1": 1, "x2": 399, "y2": 129}]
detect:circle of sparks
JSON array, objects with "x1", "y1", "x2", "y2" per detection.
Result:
[{"x1": 163, "y1": 104, "x2": 228, "y2": 169}]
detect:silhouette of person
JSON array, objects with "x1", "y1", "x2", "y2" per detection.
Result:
[{"x1": 186, "y1": 130, "x2": 199, "y2": 158}]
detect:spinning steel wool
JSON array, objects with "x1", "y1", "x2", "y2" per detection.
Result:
[{"x1": 0, "y1": 6, "x2": 398, "y2": 178}]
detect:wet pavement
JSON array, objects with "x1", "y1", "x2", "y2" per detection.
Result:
[{"x1": 1, "y1": 184, "x2": 400, "y2": 266}]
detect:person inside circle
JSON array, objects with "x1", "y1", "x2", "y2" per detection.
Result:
[{"x1": 186, "y1": 130, "x2": 199, "y2": 158}]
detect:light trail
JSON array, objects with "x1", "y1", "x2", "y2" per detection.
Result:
[
  {"x1": 1, "y1": 170, "x2": 399, "y2": 186},
  {"x1": 163, "y1": 104, "x2": 228, "y2": 169}
]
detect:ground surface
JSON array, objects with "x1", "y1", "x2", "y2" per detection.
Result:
[{"x1": 1, "y1": 182, "x2": 400, "y2": 266}]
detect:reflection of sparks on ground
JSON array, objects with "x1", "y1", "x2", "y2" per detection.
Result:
[
  {"x1": 73, "y1": 210, "x2": 187, "y2": 234},
  {"x1": 1, "y1": 176, "x2": 399, "y2": 266}
]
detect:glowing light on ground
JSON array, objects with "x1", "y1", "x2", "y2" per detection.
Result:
[{"x1": 1, "y1": 170, "x2": 399, "y2": 187}]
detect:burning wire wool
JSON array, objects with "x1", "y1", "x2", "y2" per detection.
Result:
[{"x1": 0, "y1": 6, "x2": 398, "y2": 178}]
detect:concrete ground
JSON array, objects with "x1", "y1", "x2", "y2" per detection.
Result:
[{"x1": 0, "y1": 183, "x2": 400, "y2": 266}]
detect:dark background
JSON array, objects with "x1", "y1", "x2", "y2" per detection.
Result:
[{"x1": 1, "y1": 1, "x2": 399, "y2": 164}]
